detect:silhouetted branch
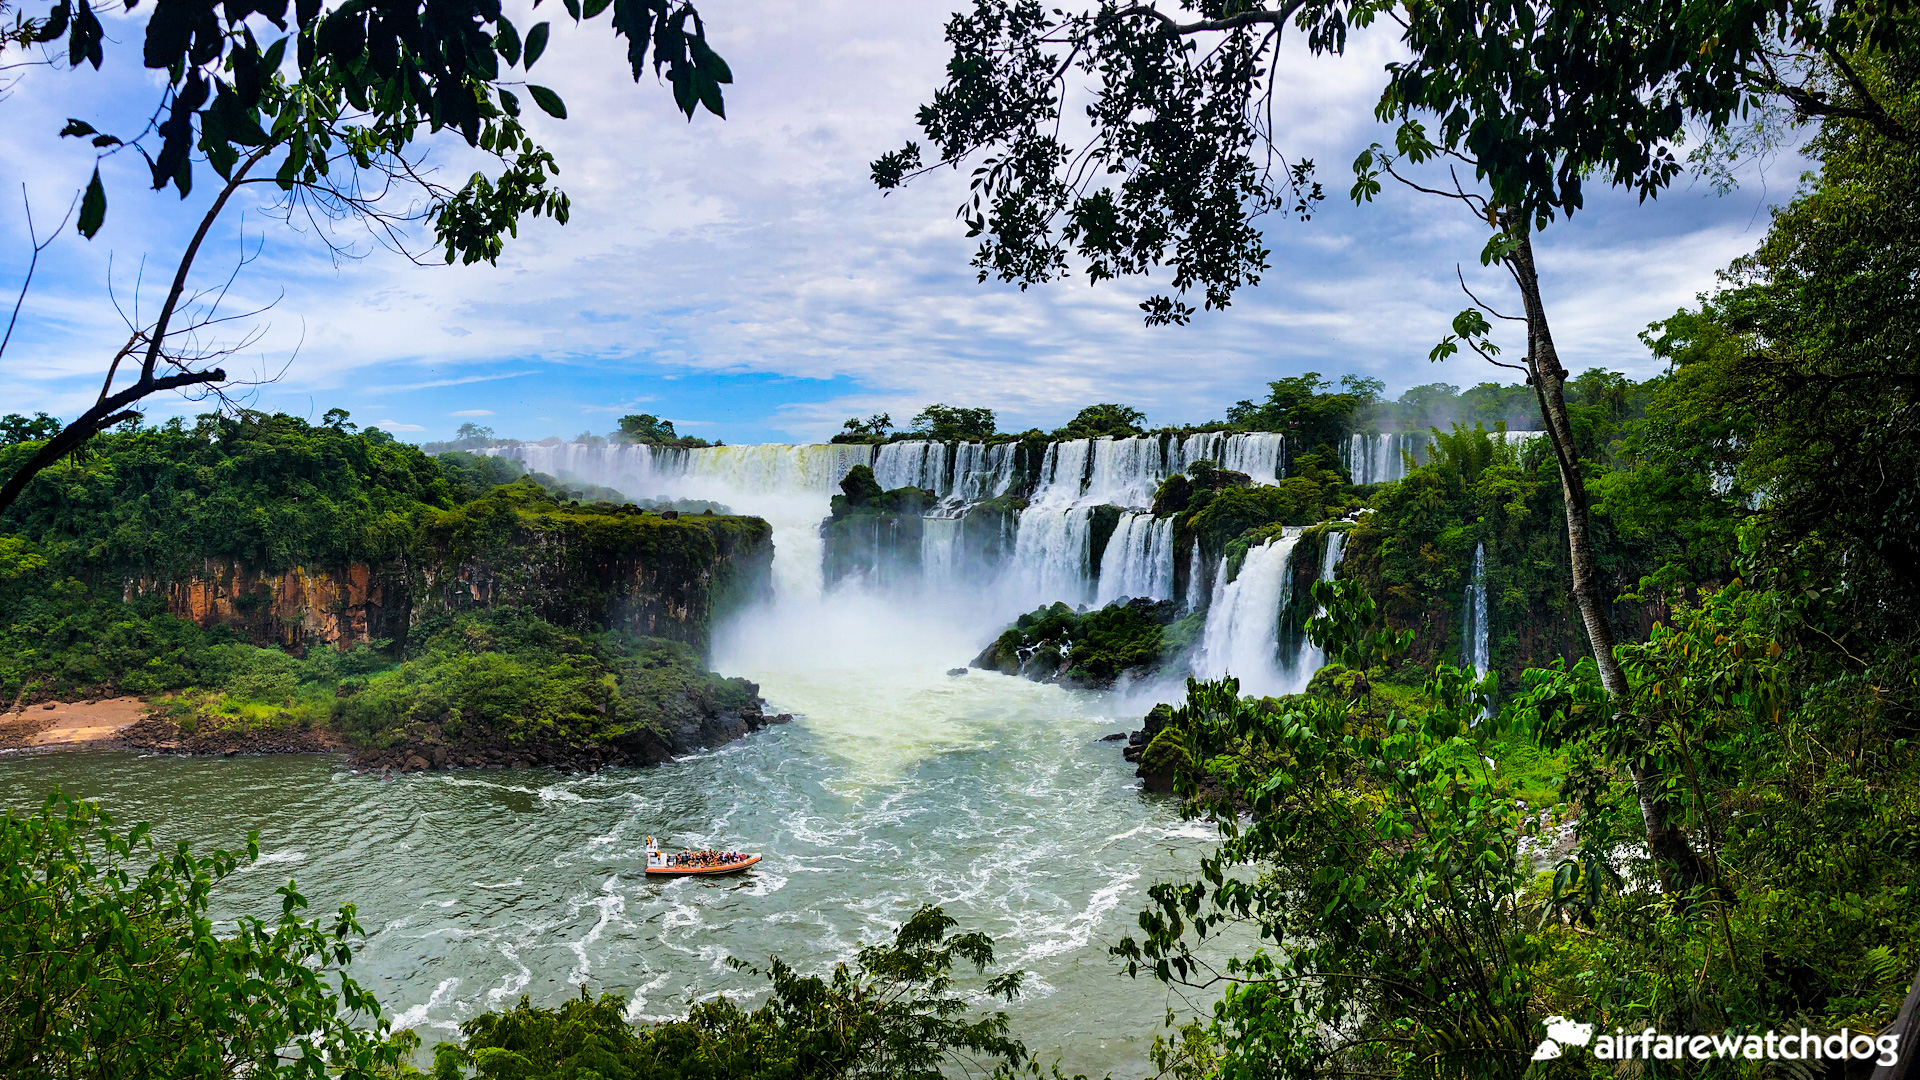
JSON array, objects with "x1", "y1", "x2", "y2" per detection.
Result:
[{"x1": 1, "y1": 185, "x2": 78, "y2": 362}]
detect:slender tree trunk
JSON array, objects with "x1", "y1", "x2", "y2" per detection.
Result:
[{"x1": 1503, "y1": 217, "x2": 1709, "y2": 895}]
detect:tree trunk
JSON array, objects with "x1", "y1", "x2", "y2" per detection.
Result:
[{"x1": 1503, "y1": 218, "x2": 1709, "y2": 896}]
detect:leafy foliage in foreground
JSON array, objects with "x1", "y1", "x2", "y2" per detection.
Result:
[
  {"x1": 429, "y1": 906, "x2": 1025, "y2": 1080},
  {"x1": 1121, "y1": 580, "x2": 1920, "y2": 1079},
  {"x1": 0, "y1": 793, "x2": 414, "y2": 1080}
]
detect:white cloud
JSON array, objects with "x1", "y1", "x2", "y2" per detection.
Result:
[
  {"x1": 0, "y1": 1, "x2": 1800, "y2": 442},
  {"x1": 371, "y1": 421, "x2": 426, "y2": 432}
]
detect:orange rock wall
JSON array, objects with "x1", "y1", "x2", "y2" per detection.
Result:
[{"x1": 139, "y1": 560, "x2": 407, "y2": 653}]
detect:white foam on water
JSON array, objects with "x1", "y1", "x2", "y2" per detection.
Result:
[
  {"x1": 392, "y1": 977, "x2": 461, "y2": 1032},
  {"x1": 234, "y1": 848, "x2": 306, "y2": 874}
]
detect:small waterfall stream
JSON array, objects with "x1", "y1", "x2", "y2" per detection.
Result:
[
  {"x1": 1462, "y1": 540, "x2": 1490, "y2": 677},
  {"x1": 1289, "y1": 530, "x2": 1348, "y2": 679}
]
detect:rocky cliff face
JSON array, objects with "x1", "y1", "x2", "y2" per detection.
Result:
[
  {"x1": 416, "y1": 493, "x2": 774, "y2": 650},
  {"x1": 135, "y1": 561, "x2": 409, "y2": 652},
  {"x1": 145, "y1": 486, "x2": 774, "y2": 656}
]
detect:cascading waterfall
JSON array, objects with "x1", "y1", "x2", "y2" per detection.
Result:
[
  {"x1": 1013, "y1": 433, "x2": 1282, "y2": 608},
  {"x1": 1346, "y1": 432, "x2": 1426, "y2": 485},
  {"x1": 487, "y1": 431, "x2": 1299, "y2": 668},
  {"x1": 1345, "y1": 428, "x2": 1547, "y2": 485},
  {"x1": 873, "y1": 440, "x2": 1020, "y2": 505},
  {"x1": 1193, "y1": 529, "x2": 1306, "y2": 697},
  {"x1": 1462, "y1": 540, "x2": 1490, "y2": 677},
  {"x1": 1094, "y1": 513, "x2": 1175, "y2": 605},
  {"x1": 921, "y1": 516, "x2": 963, "y2": 589},
  {"x1": 1010, "y1": 506, "x2": 1096, "y2": 606},
  {"x1": 1189, "y1": 527, "x2": 1350, "y2": 697},
  {"x1": 485, "y1": 442, "x2": 873, "y2": 598}
]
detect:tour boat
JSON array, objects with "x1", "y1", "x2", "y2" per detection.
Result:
[{"x1": 644, "y1": 836, "x2": 760, "y2": 877}]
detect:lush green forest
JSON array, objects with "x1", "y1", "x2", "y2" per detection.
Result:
[
  {"x1": 1107, "y1": 62, "x2": 1920, "y2": 1080},
  {"x1": 0, "y1": 413, "x2": 775, "y2": 767}
]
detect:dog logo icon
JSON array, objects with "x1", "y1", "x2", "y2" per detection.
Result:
[{"x1": 1532, "y1": 1016, "x2": 1596, "y2": 1061}]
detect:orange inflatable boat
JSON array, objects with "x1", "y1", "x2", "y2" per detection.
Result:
[{"x1": 644, "y1": 836, "x2": 760, "y2": 877}]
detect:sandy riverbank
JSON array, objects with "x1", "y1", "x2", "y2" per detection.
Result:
[{"x1": 0, "y1": 698, "x2": 150, "y2": 750}]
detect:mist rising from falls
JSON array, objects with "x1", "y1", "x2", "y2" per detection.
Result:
[
  {"x1": 494, "y1": 442, "x2": 873, "y2": 600},
  {"x1": 486, "y1": 433, "x2": 1340, "y2": 702}
]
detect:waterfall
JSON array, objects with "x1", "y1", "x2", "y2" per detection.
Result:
[
  {"x1": 1462, "y1": 540, "x2": 1490, "y2": 677},
  {"x1": 1192, "y1": 529, "x2": 1307, "y2": 697},
  {"x1": 1215, "y1": 431, "x2": 1285, "y2": 482},
  {"x1": 921, "y1": 516, "x2": 963, "y2": 589},
  {"x1": 1346, "y1": 432, "x2": 1427, "y2": 485},
  {"x1": 485, "y1": 441, "x2": 875, "y2": 599},
  {"x1": 1287, "y1": 529, "x2": 1347, "y2": 679},
  {"x1": 1094, "y1": 512, "x2": 1176, "y2": 605},
  {"x1": 485, "y1": 432, "x2": 1291, "y2": 613},
  {"x1": 1010, "y1": 505, "x2": 1095, "y2": 606},
  {"x1": 1183, "y1": 544, "x2": 1206, "y2": 613},
  {"x1": 873, "y1": 440, "x2": 1020, "y2": 504}
]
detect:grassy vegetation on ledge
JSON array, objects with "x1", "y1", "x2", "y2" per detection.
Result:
[{"x1": 108, "y1": 609, "x2": 766, "y2": 768}]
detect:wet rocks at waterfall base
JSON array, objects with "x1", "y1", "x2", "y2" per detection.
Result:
[
  {"x1": 1122, "y1": 703, "x2": 1180, "y2": 791},
  {"x1": 972, "y1": 597, "x2": 1192, "y2": 688}
]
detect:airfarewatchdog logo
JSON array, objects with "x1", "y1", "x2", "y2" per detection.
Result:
[{"x1": 1531, "y1": 1015, "x2": 1901, "y2": 1066}]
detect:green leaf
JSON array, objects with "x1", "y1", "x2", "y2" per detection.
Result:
[
  {"x1": 261, "y1": 35, "x2": 288, "y2": 70},
  {"x1": 527, "y1": 85, "x2": 566, "y2": 119},
  {"x1": 77, "y1": 166, "x2": 106, "y2": 238},
  {"x1": 1479, "y1": 231, "x2": 1519, "y2": 266},
  {"x1": 494, "y1": 18, "x2": 521, "y2": 65},
  {"x1": 689, "y1": 36, "x2": 731, "y2": 84},
  {"x1": 498, "y1": 88, "x2": 520, "y2": 117},
  {"x1": 562, "y1": 0, "x2": 578, "y2": 18},
  {"x1": 581, "y1": 0, "x2": 609, "y2": 17},
  {"x1": 522, "y1": 21, "x2": 549, "y2": 67},
  {"x1": 59, "y1": 118, "x2": 98, "y2": 138}
]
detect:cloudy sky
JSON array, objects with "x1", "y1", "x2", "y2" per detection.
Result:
[{"x1": 1, "y1": 2, "x2": 1803, "y2": 445}]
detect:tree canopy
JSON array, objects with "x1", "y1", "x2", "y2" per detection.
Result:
[{"x1": 908, "y1": 404, "x2": 996, "y2": 441}]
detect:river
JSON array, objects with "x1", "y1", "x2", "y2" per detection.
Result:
[{"x1": 0, "y1": 585, "x2": 1224, "y2": 1076}]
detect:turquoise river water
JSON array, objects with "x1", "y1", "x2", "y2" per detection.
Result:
[{"x1": 0, "y1": 590, "x2": 1230, "y2": 1076}]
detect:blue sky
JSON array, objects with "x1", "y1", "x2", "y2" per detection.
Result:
[{"x1": 1, "y1": 2, "x2": 1804, "y2": 445}]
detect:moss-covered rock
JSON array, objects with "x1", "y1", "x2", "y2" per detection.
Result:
[
  {"x1": 1135, "y1": 726, "x2": 1186, "y2": 792},
  {"x1": 821, "y1": 467, "x2": 939, "y2": 587},
  {"x1": 973, "y1": 597, "x2": 1183, "y2": 687},
  {"x1": 334, "y1": 610, "x2": 782, "y2": 770},
  {"x1": 1087, "y1": 504, "x2": 1125, "y2": 572}
]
